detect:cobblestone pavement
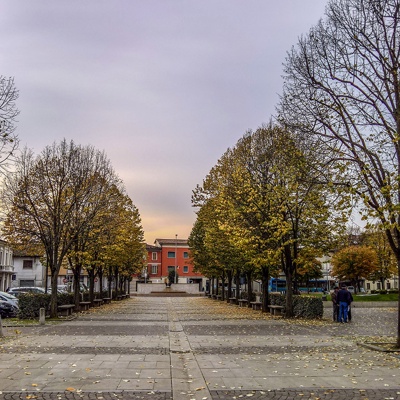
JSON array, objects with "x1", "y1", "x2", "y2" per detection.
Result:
[{"x1": 0, "y1": 297, "x2": 399, "y2": 400}]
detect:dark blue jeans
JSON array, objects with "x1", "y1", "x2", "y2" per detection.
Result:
[{"x1": 339, "y1": 301, "x2": 348, "y2": 322}]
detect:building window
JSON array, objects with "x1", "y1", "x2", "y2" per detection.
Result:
[
  {"x1": 387, "y1": 282, "x2": 391, "y2": 290},
  {"x1": 366, "y1": 283, "x2": 370, "y2": 290},
  {"x1": 23, "y1": 260, "x2": 33, "y2": 269},
  {"x1": 152, "y1": 252, "x2": 157, "y2": 260},
  {"x1": 168, "y1": 251, "x2": 175, "y2": 258},
  {"x1": 377, "y1": 282, "x2": 381, "y2": 290},
  {"x1": 151, "y1": 265, "x2": 158, "y2": 274},
  {"x1": 183, "y1": 266, "x2": 189, "y2": 273},
  {"x1": 183, "y1": 252, "x2": 189, "y2": 259}
]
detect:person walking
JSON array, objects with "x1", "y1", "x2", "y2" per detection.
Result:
[
  {"x1": 337, "y1": 285, "x2": 352, "y2": 323},
  {"x1": 331, "y1": 286, "x2": 339, "y2": 322}
]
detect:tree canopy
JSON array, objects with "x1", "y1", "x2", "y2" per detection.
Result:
[{"x1": 279, "y1": 0, "x2": 400, "y2": 345}]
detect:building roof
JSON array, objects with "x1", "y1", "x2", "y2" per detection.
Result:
[
  {"x1": 146, "y1": 244, "x2": 162, "y2": 251},
  {"x1": 154, "y1": 238, "x2": 188, "y2": 246}
]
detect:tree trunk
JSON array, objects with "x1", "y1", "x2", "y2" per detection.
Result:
[
  {"x1": 396, "y1": 257, "x2": 400, "y2": 348},
  {"x1": 50, "y1": 271, "x2": 58, "y2": 318},
  {"x1": 261, "y1": 266, "x2": 269, "y2": 313},
  {"x1": 88, "y1": 268, "x2": 95, "y2": 303},
  {"x1": 108, "y1": 266, "x2": 112, "y2": 298},
  {"x1": 246, "y1": 271, "x2": 253, "y2": 307},
  {"x1": 227, "y1": 270, "x2": 233, "y2": 302},
  {"x1": 235, "y1": 270, "x2": 240, "y2": 300},
  {"x1": 221, "y1": 271, "x2": 225, "y2": 301},
  {"x1": 73, "y1": 265, "x2": 82, "y2": 308}
]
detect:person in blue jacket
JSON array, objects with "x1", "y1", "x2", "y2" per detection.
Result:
[{"x1": 337, "y1": 285, "x2": 352, "y2": 323}]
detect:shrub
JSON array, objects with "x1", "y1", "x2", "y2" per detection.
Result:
[
  {"x1": 18, "y1": 292, "x2": 76, "y2": 319},
  {"x1": 18, "y1": 293, "x2": 51, "y2": 319},
  {"x1": 379, "y1": 290, "x2": 387, "y2": 295},
  {"x1": 240, "y1": 291, "x2": 256, "y2": 302},
  {"x1": 268, "y1": 292, "x2": 323, "y2": 319}
]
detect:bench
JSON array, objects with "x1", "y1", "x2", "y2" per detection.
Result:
[
  {"x1": 216, "y1": 295, "x2": 222, "y2": 300},
  {"x1": 79, "y1": 301, "x2": 91, "y2": 311},
  {"x1": 93, "y1": 299, "x2": 103, "y2": 307},
  {"x1": 229, "y1": 298, "x2": 238, "y2": 305},
  {"x1": 250, "y1": 301, "x2": 262, "y2": 310},
  {"x1": 102, "y1": 297, "x2": 112, "y2": 304},
  {"x1": 58, "y1": 304, "x2": 75, "y2": 317},
  {"x1": 238, "y1": 299, "x2": 249, "y2": 307},
  {"x1": 268, "y1": 305, "x2": 284, "y2": 316}
]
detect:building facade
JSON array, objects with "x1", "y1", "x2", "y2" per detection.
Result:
[
  {"x1": 143, "y1": 238, "x2": 205, "y2": 289},
  {"x1": 12, "y1": 254, "x2": 46, "y2": 288},
  {"x1": 0, "y1": 240, "x2": 14, "y2": 291}
]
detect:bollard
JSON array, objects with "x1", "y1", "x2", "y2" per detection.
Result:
[
  {"x1": 39, "y1": 308, "x2": 46, "y2": 325},
  {"x1": 0, "y1": 315, "x2": 4, "y2": 337}
]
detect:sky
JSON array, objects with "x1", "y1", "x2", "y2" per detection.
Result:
[{"x1": 0, "y1": 0, "x2": 328, "y2": 244}]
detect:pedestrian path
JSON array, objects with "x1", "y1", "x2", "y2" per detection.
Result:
[{"x1": 0, "y1": 297, "x2": 399, "y2": 399}]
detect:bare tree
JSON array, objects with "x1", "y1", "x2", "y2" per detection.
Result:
[
  {"x1": 1, "y1": 140, "x2": 119, "y2": 317},
  {"x1": 0, "y1": 76, "x2": 19, "y2": 172},
  {"x1": 279, "y1": 0, "x2": 400, "y2": 345}
]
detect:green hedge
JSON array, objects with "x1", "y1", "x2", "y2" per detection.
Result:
[
  {"x1": 269, "y1": 293, "x2": 323, "y2": 319},
  {"x1": 17, "y1": 293, "x2": 51, "y2": 319}
]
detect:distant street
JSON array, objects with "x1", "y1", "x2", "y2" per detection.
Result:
[{"x1": 0, "y1": 297, "x2": 399, "y2": 400}]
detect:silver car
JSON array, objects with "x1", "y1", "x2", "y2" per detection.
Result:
[
  {"x1": 0, "y1": 291, "x2": 19, "y2": 308},
  {"x1": 7, "y1": 287, "x2": 46, "y2": 298}
]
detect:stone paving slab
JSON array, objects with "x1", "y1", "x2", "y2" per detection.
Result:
[{"x1": 0, "y1": 297, "x2": 399, "y2": 400}]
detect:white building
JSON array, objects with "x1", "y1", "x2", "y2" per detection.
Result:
[
  {"x1": 11, "y1": 254, "x2": 46, "y2": 288},
  {"x1": 0, "y1": 239, "x2": 14, "y2": 291}
]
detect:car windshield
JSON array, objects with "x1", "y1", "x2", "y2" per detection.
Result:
[{"x1": 0, "y1": 291, "x2": 17, "y2": 300}]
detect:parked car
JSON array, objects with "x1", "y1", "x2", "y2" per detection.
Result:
[
  {"x1": 0, "y1": 291, "x2": 19, "y2": 308},
  {"x1": 47, "y1": 285, "x2": 68, "y2": 294},
  {"x1": 0, "y1": 300, "x2": 18, "y2": 318},
  {"x1": 347, "y1": 286, "x2": 355, "y2": 294},
  {"x1": 6, "y1": 287, "x2": 46, "y2": 297}
]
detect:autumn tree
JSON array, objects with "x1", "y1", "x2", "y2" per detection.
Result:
[
  {"x1": 1, "y1": 140, "x2": 120, "y2": 317},
  {"x1": 193, "y1": 123, "x2": 344, "y2": 315},
  {"x1": 363, "y1": 225, "x2": 397, "y2": 289},
  {"x1": 331, "y1": 246, "x2": 379, "y2": 292},
  {"x1": 280, "y1": 0, "x2": 400, "y2": 344},
  {"x1": 296, "y1": 251, "x2": 323, "y2": 292},
  {"x1": 0, "y1": 76, "x2": 19, "y2": 173}
]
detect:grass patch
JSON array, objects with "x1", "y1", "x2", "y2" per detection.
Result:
[
  {"x1": 1, "y1": 318, "x2": 64, "y2": 326},
  {"x1": 322, "y1": 293, "x2": 398, "y2": 302}
]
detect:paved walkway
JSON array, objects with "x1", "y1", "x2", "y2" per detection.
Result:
[{"x1": 0, "y1": 297, "x2": 399, "y2": 400}]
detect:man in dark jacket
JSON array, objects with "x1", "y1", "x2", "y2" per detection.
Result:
[
  {"x1": 331, "y1": 287, "x2": 339, "y2": 321},
  {"x1": 337, "y1": 285, "x2": 352, "y2": 322}
]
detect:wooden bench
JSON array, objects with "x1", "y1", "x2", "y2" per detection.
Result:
[
  {"x1": 58, "y1": 304, "x2": 75, "y2": 317},
  {"x1": 79, "y1": 301, "x2": 91, "y2": 311},
  {"x1": 238, "y1": 299, "x2": 249, "y2": 307},
  {"x1": 102, "y1": 297, "x2": 112, "y2": 304},
  {"x1": 93, "y1": 299, "x2": 103, "y2": 307},
  {"x1": 216, "y1": 295, "x2": 222, "y2": 300},
  {"x1": 229, "y1": 298, "x2": 238, "y2": 305},
  {"x1": 250, "y1": 301, "x2": 262, "y2": 310},
  {"x1": 268, "y1": 305, "x2": 284, "y2": 316}
]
